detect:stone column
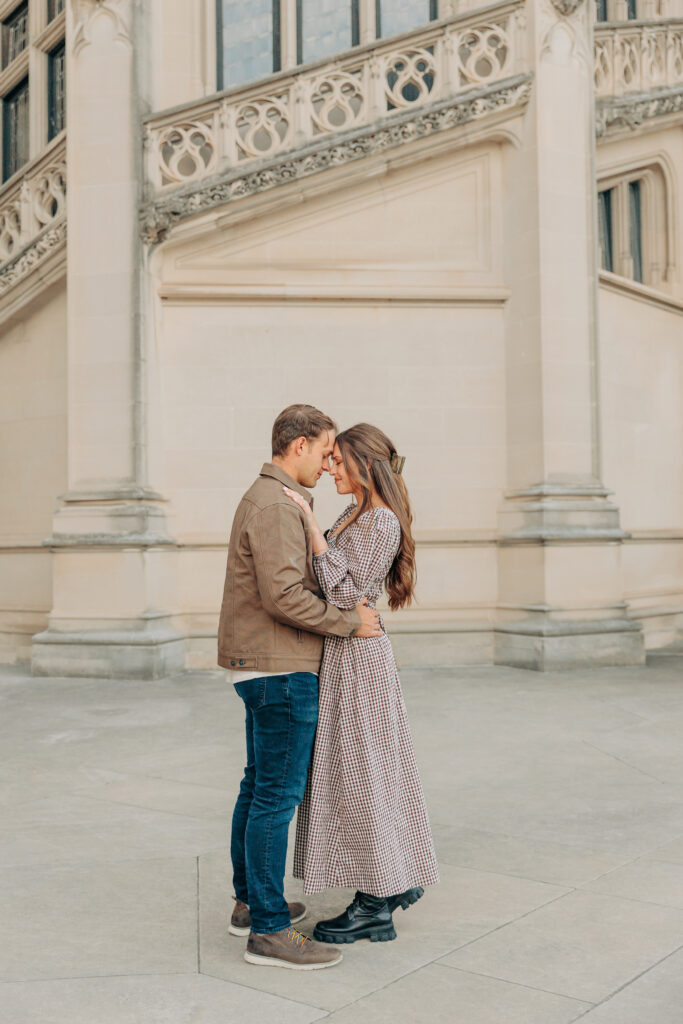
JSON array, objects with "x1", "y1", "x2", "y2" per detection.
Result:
[
  {"x1": 496, "y1": 0, "x2": 645, "y2": 669},
  {"x1": 32, "y1": 0, "x2": 184, "y2": 678}
]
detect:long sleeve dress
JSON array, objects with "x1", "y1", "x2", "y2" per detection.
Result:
[{"x1": 293, "y1": 503, "x2": 439, "y2": 898}]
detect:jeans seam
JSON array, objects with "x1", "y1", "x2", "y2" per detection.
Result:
[{"x1": 259, "y1": 679, "x2": 293, "y2": 932}]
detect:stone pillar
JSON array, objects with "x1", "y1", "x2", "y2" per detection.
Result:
[
  {"x1": 32, "y1": 0, "x2": 184, "y2": 678},
  {"x1": 496, "y1": 0, "x2": 644, "y2": 669}
]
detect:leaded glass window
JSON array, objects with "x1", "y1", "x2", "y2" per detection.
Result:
[
  {"x1": 629, "y1": 180, "x2": 643, "y2": 283},
  {"x1": 376, "y1": 0, "x2": 437, "y2": 39},
  {"x1": 48, "y1": 41, "x2": 66, "y2": 141},
  {"x1": 218, "y1": 0, "x2": 281, "y2": 90},
  {"x1": 3, "y1": 76, "x2": 29, "y2": 181},
  {"x1": 47, "y1": 0, "x2": 65, "y2": 21},
  {"x1": 300, "y1": 0, "x2": 358, "y2": 64},
  {"x1": 3, "y1": 1, "x2": 29, "y2": 69},
  {"x1": 598, "y1": 189, "x2": 613, "y2": 273}
]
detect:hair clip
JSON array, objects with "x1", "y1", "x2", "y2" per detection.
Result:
[{"x1": 390, "y1": 453, "x2": 406, "y2": 475}]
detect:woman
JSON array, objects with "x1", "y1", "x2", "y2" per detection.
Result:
[{"x1": 283, "y1": 423, "x2": 438, "y2": 944}]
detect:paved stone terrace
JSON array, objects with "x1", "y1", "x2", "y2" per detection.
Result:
[{"x1": 2, "y1": 651, "x2": 683, "y2": 1023}]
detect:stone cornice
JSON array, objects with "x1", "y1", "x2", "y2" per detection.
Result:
[
  {"x1": 596, "y1": 85, "x2": 683, "y2": 137},
  {"x1": 140, "y1": 74, "x2": 533, "y2": 245}
]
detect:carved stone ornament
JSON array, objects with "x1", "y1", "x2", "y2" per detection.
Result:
[
  {"x1": 142, "y1": 74, "x2": 533, "y2": 243},
  {"x1": 549, "y1": 0, "x2": 584, "y2": 15},
  {"x1": 596, "y1": 86, "x2": 683, "y2": 136},
  {"x1": 73, "y1": 0, "x2": 132, "y2": 56},
  {"x1": 0, "y1": 220, "x2": 67, "y2": 295}
]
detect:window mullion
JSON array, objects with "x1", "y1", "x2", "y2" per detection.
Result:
[
  {"x1": 28, "y1": 44, "x2": 44, "y2": 159},
  {"x1": 280, "y1": 0, "x2": 298, "y2": 70},
  {"x1": 615, "y1": 182, "x2": 633, "y2": 280},
  {"x1": 358, "y1": 0, "x2": 377, "y2": 43}
]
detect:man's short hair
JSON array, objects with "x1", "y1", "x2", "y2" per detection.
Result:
[{"x1": 271, "y1": 404, "x2": 337, "y2": 457}]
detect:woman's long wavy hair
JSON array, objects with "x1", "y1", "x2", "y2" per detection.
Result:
[{"x1": 335, "y1": 423, "x2": 416, "y2": 611}]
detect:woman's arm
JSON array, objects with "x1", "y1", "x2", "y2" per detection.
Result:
[{"x1": 314, "y1": 515, "x2": 400, "y2": 610}]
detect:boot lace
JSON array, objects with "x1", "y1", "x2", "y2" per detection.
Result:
[{"x1": 287, "y1": 926, "x2": 309, "y2": 947}]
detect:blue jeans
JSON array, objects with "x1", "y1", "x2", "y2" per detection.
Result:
[{"x1": 230, "y1": 672, "x2": 319, "y2": 934}]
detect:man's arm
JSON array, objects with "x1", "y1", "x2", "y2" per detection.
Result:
[{"x1": 247, "y1": 502, "x2": 368, "y2": 638}]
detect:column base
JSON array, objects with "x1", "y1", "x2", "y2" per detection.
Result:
[
  {"x1": 32, "y1": 616, "x2": 186, "y2": 679},
  {"x1": 494, "y1": 617, "x2": 645, "y2": 671}
]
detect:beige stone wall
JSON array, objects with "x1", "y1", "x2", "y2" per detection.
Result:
[
  {"x1": 0, "y1": 285, "x2": 67, "y2": 662},
  {"x1": 596, "y1": 124, "x2": 683, "y2": 648},
  {"x1": 599, "y1": 285, "x2": 683, "y2": 647},
  {"x1": 155, "y1": 143, "x2": 508, "y2": 666}
]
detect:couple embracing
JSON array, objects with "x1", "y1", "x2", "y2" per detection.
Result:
[{"x1": 218, "y1": 404, "x2": 439, "y2": 970}]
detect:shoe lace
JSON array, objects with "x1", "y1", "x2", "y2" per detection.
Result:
[{"x1": 287, "y1": 926, "x2": 309, "y2": 948}]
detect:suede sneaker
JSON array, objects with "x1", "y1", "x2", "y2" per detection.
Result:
[
  {"x1": 229, "y1": 898, "x2": 306, "y2": 936},
  {"x1": 244, "y1": 926, "x2": 342, "y2": 969}
]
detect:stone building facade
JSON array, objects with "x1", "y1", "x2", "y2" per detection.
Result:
[{"x1": 0, "y1": 0, "x2": 682, "y2": 676}]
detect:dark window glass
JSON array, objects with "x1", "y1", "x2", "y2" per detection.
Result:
[
  {"x1": 3, "y1": 1, "x2": 29, "y2": 69},
  {"x1": 598, "y1": 189, "x2": 613, "y2": 273},
  {"x1": 629, "y1": 180, "x2": 643, "y2": 283},
  {"x1": 300, "y1": 0, "x2": 356, "y2": 64},
  {"x1": 595, "y1": 0, "x2": 608, "y2": 20},
  {"x1": 626, "y1": 0, "x2": 637, "y2": 16},
  {"x1": 377, "y1": 0, "x2": 436, "y2": 38},
  {"x1": 217, "y1": 0, "x2": 280, "y2": 90},
  {"x1": 3, "y1": 76, "x2": 29, "y2": 181},
  {"x1": 48, "y1": 41, "x2": 66, "y2": 141},
  {"x1": 47, "y1": 0, "x2": 65, "y2": 21}
]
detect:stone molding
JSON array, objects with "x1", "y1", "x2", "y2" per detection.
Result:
[
  {"x1": 549, "y1": 0, "x2": 584, "y2": 14},
  {"x1": 72, "y1": 0, "x2": 132, "y2": 56},
  {"x1": 596, "y1": 84, "x2": 683, "y2": 134},
  {"x1": 141, "y1": 74, "x2": 533, "y2": 243},
  {"x1": 0, "y1": 219, "x2": 66, "y2": 296}
]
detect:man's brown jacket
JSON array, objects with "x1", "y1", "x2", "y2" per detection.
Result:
[{"x1": 217, "y1": 463, "x2": 361, "y2": 674}]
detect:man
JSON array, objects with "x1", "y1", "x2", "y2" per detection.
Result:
[{"x1": 218, "y1": 404, "x2": 381, "y2": 970}]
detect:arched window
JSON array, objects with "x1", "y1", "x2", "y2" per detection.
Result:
[{"x1": 598, "y1": 162, "x2": 675, "y2": 290}]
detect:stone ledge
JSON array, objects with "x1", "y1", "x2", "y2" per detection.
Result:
[{"x1": 596, "y1": 84, "x2": 683, "y2": 137}]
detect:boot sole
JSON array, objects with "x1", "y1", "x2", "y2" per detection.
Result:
[
  {"x1": 244, "y1": 950, "x2": 342, "y2": 969},
  {"x1": 229, "y1": 908, "x2": 306, "y2": 937},
  {"x1": 389, "y1": 887, "x2": 424, "y2": 914},
  {"x1": 314, "y1": 924, "x2": 396, "y2": 944}
]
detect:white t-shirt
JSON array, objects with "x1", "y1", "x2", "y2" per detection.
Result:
[{"x1": 227, "y1": 669, "x2": 286, "y2": 685}]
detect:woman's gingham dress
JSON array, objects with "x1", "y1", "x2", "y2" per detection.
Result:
[{"x1": 293, "y1": 503, "x2": 439, "y2": 897}]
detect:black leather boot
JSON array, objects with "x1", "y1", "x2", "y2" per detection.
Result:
[
  {"x1": 387, "y1": 886, "x2": 424, "y2": 914},
  {"x1": 313, "y1": 891, "x2": 397, "y2": 944}
]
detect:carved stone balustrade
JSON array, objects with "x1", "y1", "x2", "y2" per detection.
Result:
[
  {"x1": 594, "y1": 18, "x2": 683, "y2": 133},
  {"x1": 0, "y1": 137, "x2": 67, "y2": 297},
  {"x1": 594, "y1": 18, "x2": 683, "y2": 96},
  {"x1": 142, "y1": 1, "x2": 529, "y2": 237}
]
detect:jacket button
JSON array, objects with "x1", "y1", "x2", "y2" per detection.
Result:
[
  {"x1": 239, "y1": 659, "x2": 245, "y2": 666},
  {"x1": 230, "y1": 660, "x2": 236, "y2": 666}
]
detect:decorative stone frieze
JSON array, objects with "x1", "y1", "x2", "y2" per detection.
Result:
[
  {"x1": 142, "y1": 74, "x2": 533, "y2": 243},
  {"x1": 0, "y1": 140, "x2": 67, "y2": 294},
  {"x1": 596, "y1": 84, "x2": 683, "y2": 134},
  {"x1": 0, "y1": 220, "x2": 66, "y2": 295}
]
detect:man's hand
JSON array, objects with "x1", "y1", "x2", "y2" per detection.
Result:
[{"x1": 353, "y1": 599, "x2": 382, "y2": 637}]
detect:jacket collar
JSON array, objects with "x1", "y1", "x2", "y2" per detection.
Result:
[{"x1": 260, "y1": 463, "x2": 314, "y2": 508}]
